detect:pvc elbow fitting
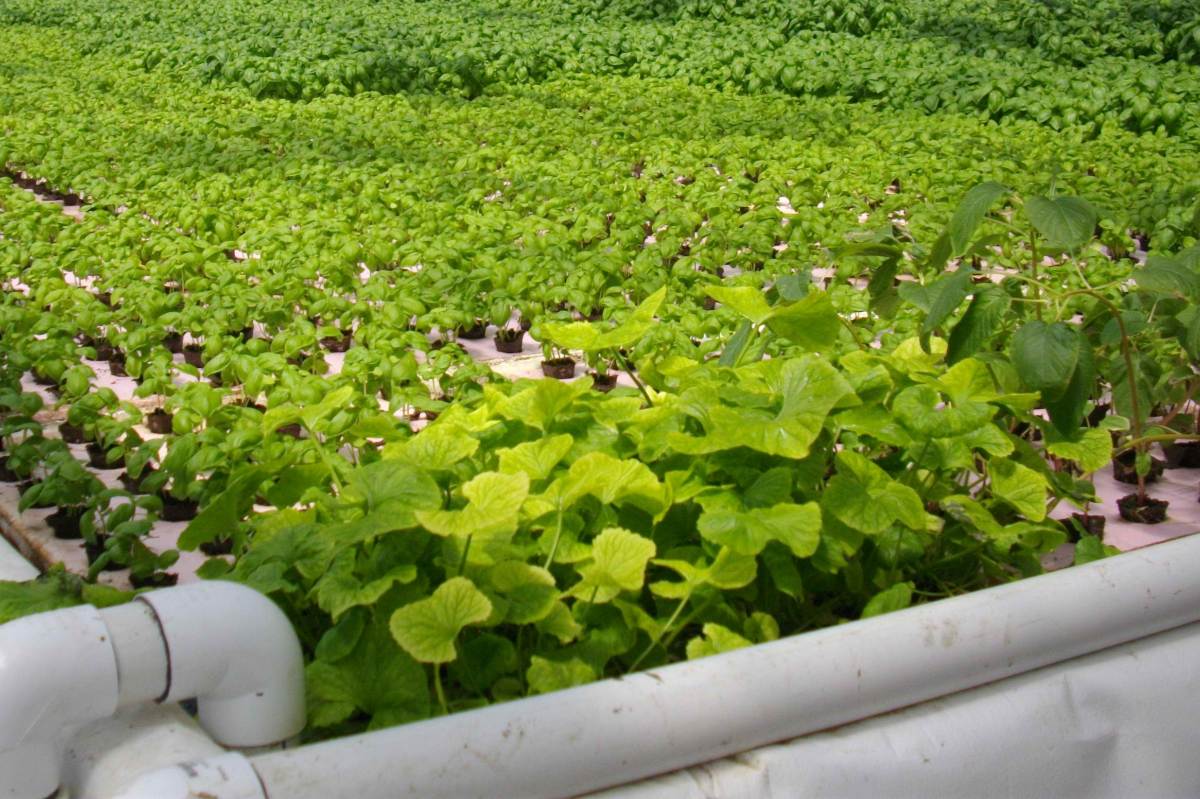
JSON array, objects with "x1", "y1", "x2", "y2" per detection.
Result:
[
  {"x1": 137, "y1": 581, "x2": 306, "y2": 747},
  {"x1": 0, "y1": 581, "x2": 304, "y2": 799}
]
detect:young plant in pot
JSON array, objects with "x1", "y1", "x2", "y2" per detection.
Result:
[
  {"x1": 89, "y1": 403, "x2": 144, "y2": 470},
  {"x1": 92, "y1": 535, "x2": 180, "y2": 588},
  {"x1": 139, "y1": 435, "x2": 202, "y2": 522},
  {"x1": 492, "y1": 315, "x2": 525, "y2": 353},
  {"x1": 0, "y1": 388, "x2": 44, "y2": 481},
  {"x1": 81, "y1": 488, "x2": 161, "y2": 574},
  {"x1": 62, "y1": 386, "x2": 120, "y2": 449},
  {"x1": 539, "y1": 287, "x2": 667, "y2": 400},
  {"x1": 18, "y1": 449, "x2": 105, "y2": 539},
  {"x1": 1044, "y1": 418, "x2": 1121, "y2": 541}
]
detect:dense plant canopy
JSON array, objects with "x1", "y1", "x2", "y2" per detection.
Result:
[{"x1": 0, "y1": 0, "x2": 1197, "y2": 734}]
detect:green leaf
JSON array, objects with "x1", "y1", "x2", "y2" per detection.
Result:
[
  {"x1": 989, "y1": 459, "x2": 1049, "y2": 521},
  {"x1": 1074, "y1": 535, "x2": 1119, "y2": 565},
  {"x1": 392, "y1": 425, "x2": 480, "y2": 471},
  {"x1": 487, "y1": 561, "x2": 559, "y2": 624},
  {"x1": 416, "y1": 471, "x2": 530, "y2": 539},
  {"x1": 1045, "y1": 428, "x2": 1112, "y2": 474},
  {"x1": 0, "y1": 566, "x2": 85, "y2": 623},
  {"x1": 389, "y1": 577, "x2": 493, "y2": 664},
  {"x1": 569, "y1": 528, "x2": 657, "y2": 603},
  {"x1": 450, "y1": 633, "x2": 518, "y2": 694},
  {"x1": 179, "y1": 466, "x2": 268, "y2": 551},
  {"x1": 917, "y1": 268, "x2": 974, "y2": 337},
  {"x1": 861, "y1": 582, "x2": 914, "y2": 619},
  {"x1": 698, "y1": 500, "x2": 821, "y2": 557},
  {"x1": 948, "y1": 182, "x2": 1009, "y2": 255},
  {"x1": 315, "y1": 552, "x2": 418, "y2": 621},
  {"x1": 765, "y1": 291, "x2": 839, "y2": 351},
  {"x1": 314, "y1": 608, "x2": 368, "y2": 662},
  {"x1": 1024, "y1": 195, "x2": 1098, "y2": 250},
  {"x1": 669, "y1": 356, "x2": 852, "y2": 460},
  {"x1": 308, "y1": 617, "x2": 429, "y2": 729},
  {"x1": 497, "y1": 434, "x2": 574, "y2": 481},
  {"x1": 526, "y1": 656, "x2": 595, "y2": 694},
  {"x1": 492, "y1": 379, "x2": 591, "y2": 432},
  {"x1": 1136, "y1": 255, "x2": 1200, "y2": 300},
  {"x1": 685, "y1": 623, "x2": 752, "y2": 659},
  {"x1": 595, "y1": 286, "x2": 667, "y2": 349},
  {"x1": 1011, "y1": 321, "x2": 1078, "y2": 400},
  {"x1": 704, "y1": 285, "x2": 774, "y2": 324},
  {"x1": 821, "y1": 451, "x2": 927, "y2": 534},
  {"x1": 947, "y1": 285, "x2": 1010, "y2": 364},
  {"x1": 1042, "y1": 328, "x2": 1094, "y2": 435},
  {"x1": 559, "y1": 451, "x2": 666, "y2": 514},
  {"x1": 543, "y1": 287, "x2": 666, "y2": 352},
  {"x1": 893, "y1": 385, "x2": 993, "y2": 438},
  {"x1": 718, "y1": 320, "x2": 754, "y2": 367}
]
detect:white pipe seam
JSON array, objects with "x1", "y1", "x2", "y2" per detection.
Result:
[
  {"x1": 123, "y1": 532, "x2": 1200, "y2": 799},
  {"x1": 99, "y1": 602, "x2": 168, "y2": 708},
  {"x1": 0, "y1": 606, "x2": 119, "y2": 799},
  {"x1": 137, "y1": 581, "x2": 306, "y2": 748}
]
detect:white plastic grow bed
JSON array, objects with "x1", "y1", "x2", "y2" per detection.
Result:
[{"x1": 3, "y1": 527, "x2": 1200, "y2": 799}]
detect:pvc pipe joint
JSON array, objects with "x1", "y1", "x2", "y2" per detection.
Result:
[
  {"x1": 0, "y1": 581, "x2": 304, "y2": 799},
  {"x1": 137, "y1": 581, "x2": 306, "y2": 748}
]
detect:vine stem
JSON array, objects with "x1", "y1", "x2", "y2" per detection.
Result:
[
  {"x1": 614, "y1": 349, "x2": 654, "y2": 406},
  {"x1": 627, "y1": 593, "x2": 691, "y2": 674},
  {"x1": 542, "y1": 504, "x2": 565, "y2": 570},
  {"x1": 456, "y1": 534, "x2": 472, "y2": 576},
  {"x1": 434, "y1": 664, "x2": 448, "y2": 716}
]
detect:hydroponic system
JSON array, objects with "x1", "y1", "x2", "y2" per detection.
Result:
[{"x1": 1, "y1": 0, "x2": 1199, "y2": 796}]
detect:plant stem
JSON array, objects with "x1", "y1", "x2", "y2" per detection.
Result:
[
  {"x1": 542, "y1": 504, "x2": 564, "y2": 569},
  {"x1": 456, "y1": 534, "x2": 472, "y2": 576},
  {"x1": 614, "y1": 350, "x2": 654, "y2": 406},
  {"x1": 433, "y1": 664, "x2": 448, "y2": 716},
  {"x1": 627, "y1": 593, "x2": 691, "y2": 674},
  {"x1": 1030, "y1": 231, "x2": 1042, "y2": 321}
]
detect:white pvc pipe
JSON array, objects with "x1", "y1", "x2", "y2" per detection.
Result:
[
  {"x1": 0, "y1": 535, "x2": 37, "y2": 581},
  {"x1": 137, "y1": 582, "x2": 306, "y2": 748},
  {"x1": 0, "y1": 581, "x2": 303, "y2": 799},
  {"x1": 0, "y1": 605, "x2": 119, "y2": 799},
  {"x1": 121, "y1": 532, "x2": 1200, "y2": 799}
]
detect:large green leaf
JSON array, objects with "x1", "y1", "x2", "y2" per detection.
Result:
[
  {"x1": 989, "y1": 459, "x2": 1049, "y2": 521},
  {"x1": 1010, "y1": 321, "x2": 1078, "y2": 399},
  {"x1": 389, "y1": 577, "x2": 493, "y2": 664},
  {"x1": 947, "y1": 285, "x2": 1010, "y2": 364},
  {"x1": 860, "y1": 582, "x2": 914, "y2": 619},
  {"x1": 685, "y1": 623, "x2": 752, "y2": 660},
  {"x1": 416, "y1": 471, "x2": 530, "y2": 539},
  {"x1": 698, "y1": 500, "x2": 822, "y2": 557},
  {"x1": 765, "y1": 291, "x2": 840, "y2": 351},
  {"x1": 558, "y1": 451, "x2": 666, "y2": 513},
  {"x1": 1042, "y1": 329, "x2": 1095, "y2": 436},
  {"x1": 497, "y1": 434, "x2": 574, "y2": 481},
  {"x1": 1025, "y1": 195, "x2": 1098, "y2": 250},
  {"x1": 1136, "y1": 254, "x2": 1200, "y2": 300},
  {"x1": 947, "y1": 182, "x2": 1010, "y2": 255},
  {"x1": 325, "y1": 461, "x2": 444, "y2": 546},
  {"x1": 569, "y1": 528, "x2": 657, "y2": 603},
  {"x1": 705, "y1": 285, "x2": 774, "y2": 324},
  {"x1": 308, "y1": 617, "x2": 430, "y2": 729},
  {"x1": 892, "y1": 385, "x2": 993, "y2": 438},
  {"x1": 179, "y1": 465, "x2": 268, "y2": 550},
  {"x1": 821, "y1": 451, "x2": 927, "y2": 534}
]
